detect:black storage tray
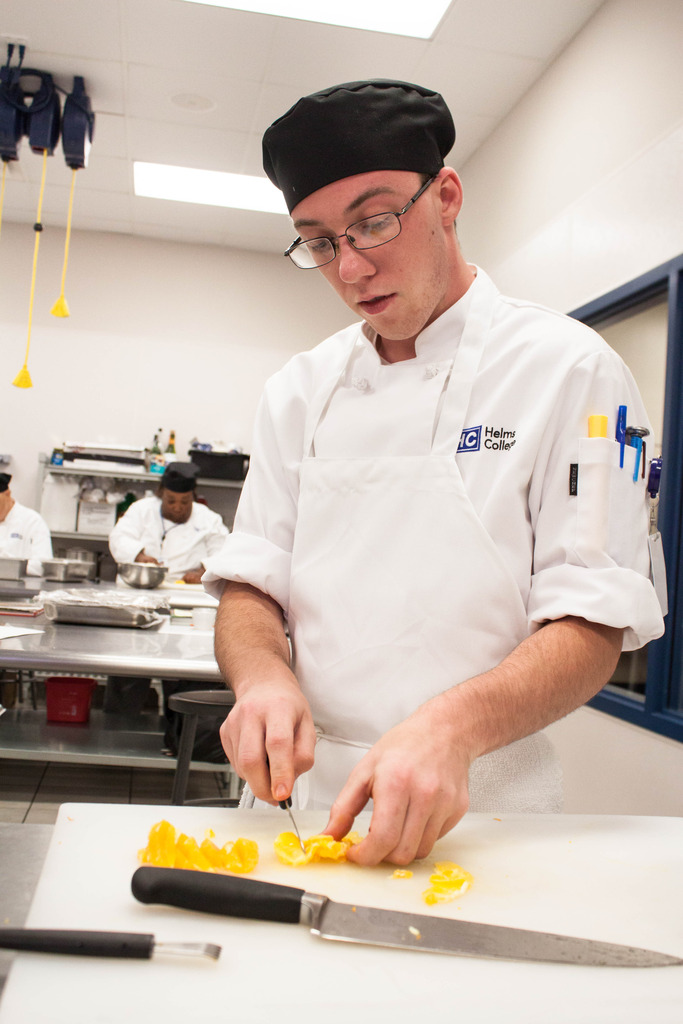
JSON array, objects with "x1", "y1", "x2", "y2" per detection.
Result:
[{"x1": 189, "y1": 451, "x2": 250, "y2": 480}]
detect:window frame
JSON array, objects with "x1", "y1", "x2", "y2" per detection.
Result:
[{"x1": 570, "y1": 253, "x2": 683, "y2": 742}]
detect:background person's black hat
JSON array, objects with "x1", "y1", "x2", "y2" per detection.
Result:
[
  {"x1": 263, "y1": 79, "x2": 455, "y2": 213},
  {"x1": 0, "y1": 473, "x2": 12, "y2": 492},
  {"x1": 161, "y1": 462, "x2": 199, "y2": 493}
]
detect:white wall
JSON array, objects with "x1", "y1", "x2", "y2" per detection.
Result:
[
  {"x1": 546, "y1": 709, "x2": 683, "y2": 816},
  {"x1": 457, "y1": 0, "x2": 683, "y2": 814},
  {"x1": 457, "y1": 0, "x2": 683, "y2": 311},
  {"x1": 1, "y1": 222, "x2": 354, "y2": 507}
]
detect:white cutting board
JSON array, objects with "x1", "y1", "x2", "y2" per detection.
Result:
[{"x1": 1, "y1": 805, "x2": 681, "y2": 1024}]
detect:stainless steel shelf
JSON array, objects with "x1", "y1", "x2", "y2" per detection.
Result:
[
  {"x1": 41, "y1": 462, "x2": 243, "y2": 488},
  {"x1": 51, "y1": 531, "x2": 111, "y2": 542},
  {"x1": 0, "y1": 707, "x2": 236, "y2": 778}
]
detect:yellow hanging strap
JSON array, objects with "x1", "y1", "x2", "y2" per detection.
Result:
[
  {"x1": 51, "y1": 167, "x2": 77, "y2": 317},
  {"x1": 13, "y1": 148, "x2": 48, "y2": 389}
]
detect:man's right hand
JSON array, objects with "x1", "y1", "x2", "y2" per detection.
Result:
[
  {"x1": 214, "y1": 581, "x2": 315, "y2": 804},
  {"x1": 219, "y1": 668, "x2": 316, "y2": 803}
]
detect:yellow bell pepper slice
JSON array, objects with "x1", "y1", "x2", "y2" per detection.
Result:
[
  {"x1": 274, "y1": 830, "x2": 363, "y2": 866},
  {"x1": 138, "y1": 820, "x2": 259, "y2": 873},
  {"x1": 422, "y1": 861, "x2": 473, "y2": 904}
]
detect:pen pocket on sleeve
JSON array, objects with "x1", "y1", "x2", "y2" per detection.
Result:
[{"x1": 574, "y1": 437, "x2": 641, "y2": 567}]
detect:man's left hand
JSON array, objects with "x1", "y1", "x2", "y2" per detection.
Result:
[{"x1": 323, "y1": 694, "x2": 471, "y2": 866}]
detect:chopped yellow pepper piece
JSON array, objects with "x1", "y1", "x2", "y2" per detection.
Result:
[
  {"x1": 422, "y1": 861, "x2": 473, "y2": 904},
  {"x1": 274, "y1": 830, "x2": 363, "y2": 866},
  {"x1": 138, "y1": 820, "x2": 259, "y2": 874}
]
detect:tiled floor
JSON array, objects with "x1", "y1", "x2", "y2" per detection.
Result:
[{"x1": 0, "y1": 758, "x2": 232, "y2": 824}]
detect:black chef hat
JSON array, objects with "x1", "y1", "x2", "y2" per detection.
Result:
[
  {"x1": 263, "y1": 79, "x2": 455, "y2": 213},
  {"x1": 0, "y1": 473, "x2": 11, "y2": 492},
  {"x1": 162, "y1": 462, "x2": 199, "y2": 493}
]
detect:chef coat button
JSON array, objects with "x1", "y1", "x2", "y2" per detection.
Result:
[
  {"x1": 352, "y1": 376, "x2": 370, "y2": 391},
  {"x1": 424, "y1": 364, "x2": 440, "y2": 379}
]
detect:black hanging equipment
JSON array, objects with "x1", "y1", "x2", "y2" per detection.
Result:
[{"x1": 61, "y1": 76, "x2": 94, "y2": 169}]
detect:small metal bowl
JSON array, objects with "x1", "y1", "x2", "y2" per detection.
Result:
[{"x1": 117, "y1": 562, "x2": 168, "y2": 589}]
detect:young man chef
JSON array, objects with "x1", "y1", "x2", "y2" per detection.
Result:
[
  {"x1": 0, "y1": 472, "x2": 53, "y2": 575},
  {"x1": 109, "y1": 462, "x2": 228, "y2": 584},
  {"x1": 203, "y1": 80, "x2": 665, "y2": 866}
]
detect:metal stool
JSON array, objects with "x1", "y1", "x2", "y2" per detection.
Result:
[{"x1": 167, "y1": 689, "x2": 240, "y2": 806}]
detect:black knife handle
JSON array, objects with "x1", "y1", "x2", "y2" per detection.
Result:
[
  {"x1": 132, "y1": 867, "x2": 305, "y2": 924},
  {"x1": 0, "y1": 928, "x2": 154, "y2": 959}
]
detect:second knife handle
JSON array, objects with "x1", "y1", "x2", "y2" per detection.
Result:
[
  {"x1": 0, "y1": 929, "x2": 154, "y2": 958},
  {"x1": 132, "y1": 867, "x2": 305, "y2": 924}
]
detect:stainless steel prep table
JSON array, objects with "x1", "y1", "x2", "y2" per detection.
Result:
[
  {"x1": 0, "y1": 613, "x2": 222, "y2": 682},
  {"x1": 0, "y1": 585, "x2": 228, "y2": 775}
]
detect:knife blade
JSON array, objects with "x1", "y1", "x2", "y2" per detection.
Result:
[
  {"x1": 278, "y1": 796, "x2": 305, "y2": 853},
  {"x1": 131, "y1": 867, "x2": 682, "y2": 968},
  {"x1": 0, "y1": 927, "x2": 221, "y2": 961}
]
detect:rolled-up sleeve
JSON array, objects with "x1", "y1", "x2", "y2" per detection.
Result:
[{"x1": 527, "y1": 349, "x2": 665, "y2": 650}]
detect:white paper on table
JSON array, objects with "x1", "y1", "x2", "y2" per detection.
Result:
[{"x1": 0, "y1": 624, "x2": 44, "y2": 640}]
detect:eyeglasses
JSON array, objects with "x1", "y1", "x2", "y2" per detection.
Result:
[{"x1": 284, "y1": 174, "x2": 437, "y2": 270}]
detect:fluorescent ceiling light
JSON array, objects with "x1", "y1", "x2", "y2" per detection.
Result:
[
  {"x1": 134, "y1": 162, "x2": 289, "y2": 215},
  {"x1": 180, "y1": 0, "x2": 452, "y2": 39}
]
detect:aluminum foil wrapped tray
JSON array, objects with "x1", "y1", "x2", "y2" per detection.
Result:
[{"x1": 40, "y1": 588, "x2": 170, "y2": 629}]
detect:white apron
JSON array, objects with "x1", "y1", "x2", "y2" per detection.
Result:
[{"x1": 246, "y1": 274, "x2": 562, "y2": 813}]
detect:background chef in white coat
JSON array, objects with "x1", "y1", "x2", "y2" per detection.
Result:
[
  {"x1": 203, "y1": 80, "x2": 665, "y2": 866},
  {"x1": 105, "y1": 461, "x2": 229, "y2": 733},
  {"x1": 0, "y1": 472, "x2": 52, "y2": 575},
  {"x1": 109, "y1": 462, "x2": 228, "y2": 584}
]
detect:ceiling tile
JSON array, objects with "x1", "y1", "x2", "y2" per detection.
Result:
[
  {"x1": 416, "y1": 43, "x2": 543, "y2": 119},
  {"x1": 127, "y1": 119, "x2": 249, "y2": 173},
  {"x1": 124, "y1": 63, "x2": 259, "y2": 133},
  {"x1": 437, "y1": 0, "x2": 606, "y2": 59},
  {"x1": 1, "y1": 0, "x2": 124, "y2": 61},
  {"x1": 122, "y1": 0, "x2": 276, "y2": 77},
  {"x1": 266, "y1": 20, "x2": 428, "y2": 88},
  {"x1": 0, "y1": 0, "x2": 611, "y2": 250},
  {"x1": 88, "y1": 112, "x2": 128, "y2": 159}
]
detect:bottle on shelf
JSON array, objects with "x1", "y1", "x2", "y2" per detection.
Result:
[
  {"x1": 165, "y1": 429, "x2": 176, "y2": 456},
  {"x1": 150, "y1": 428, "x2": 165, "y2": 474},
  {"x1": 116, "y1": 491, "x2": 137, "y2": 521}
]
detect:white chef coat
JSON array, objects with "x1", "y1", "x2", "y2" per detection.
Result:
[
  {"x1": 205, "y1": 268, "x2": 663, "y2": 650},
  {"x1": 109, "y1": 496, "x2": 229, "y2": 576},
  {"x1": 0, "y1": 501, "x2": 53, "y2": 576}
]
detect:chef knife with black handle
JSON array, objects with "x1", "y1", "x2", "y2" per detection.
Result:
[{"x1": 131, "y1": 867, "x2": 682, "y2": 968}]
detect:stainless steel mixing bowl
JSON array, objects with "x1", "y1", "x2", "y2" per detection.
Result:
[{"x1": 117, "y1": 562, "x2": 168, "y2": 589}]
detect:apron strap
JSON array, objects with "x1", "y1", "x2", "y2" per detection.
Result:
[
  {"x1": 302, "y1": 271, "x2": 499, "y2": 459},
  {"x1": 302, "y1": 337, "x2": 361, "y2": 458},
  {"x1": 431, "y1": 271, "x2": 498, "y2": 456}
]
